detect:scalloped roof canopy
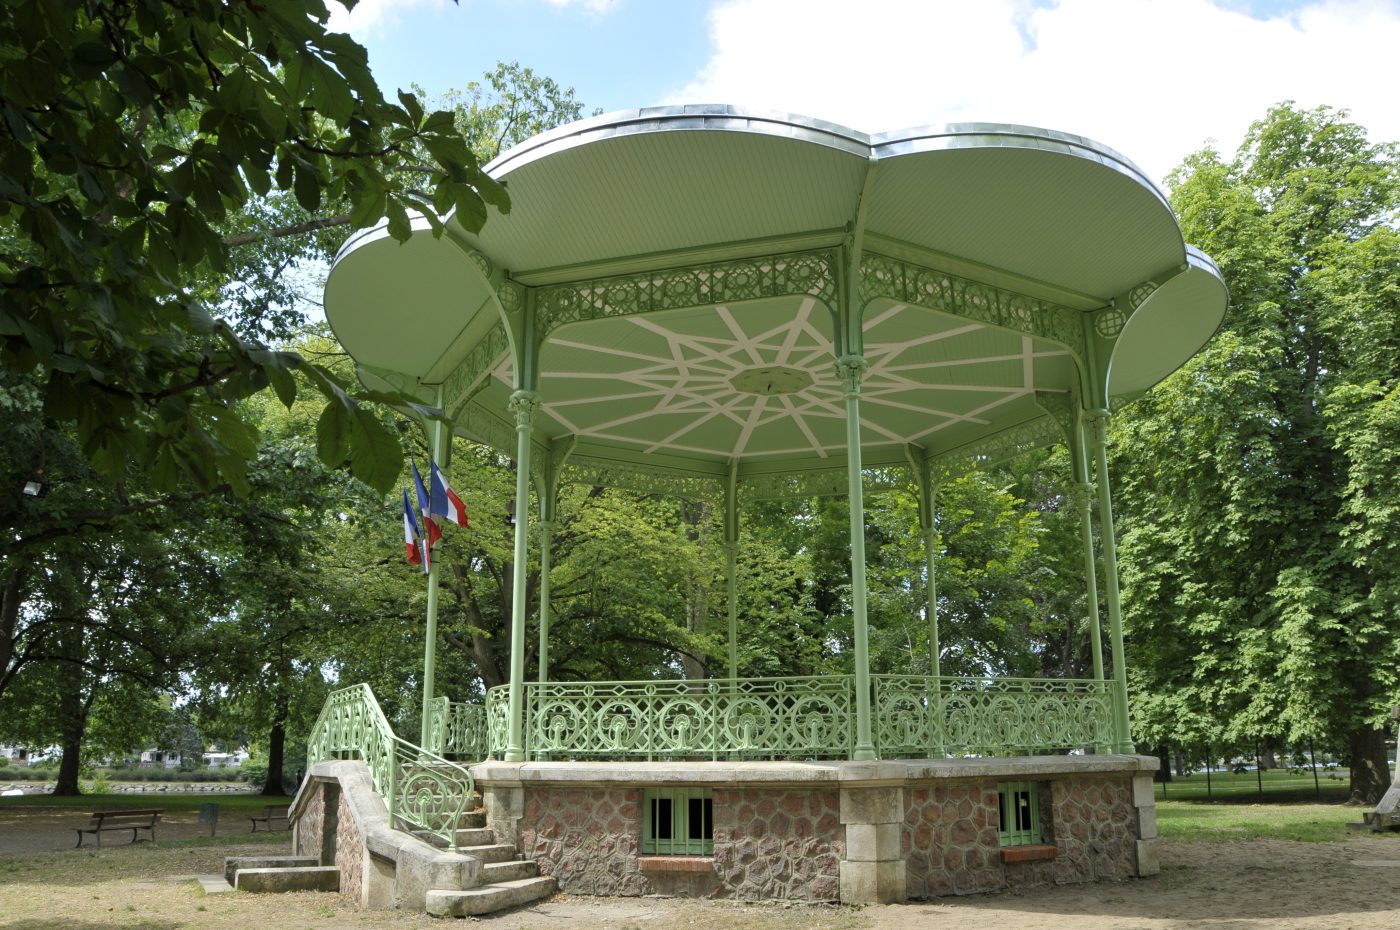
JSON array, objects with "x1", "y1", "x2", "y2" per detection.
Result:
[{"x1": 325, "y1": 106, "x2": 1226, "y2": 489}]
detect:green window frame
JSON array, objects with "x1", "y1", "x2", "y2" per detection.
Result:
[
  {"x1": 997, "y1": 781, "x2": 1041, "y2": 847},
  {"x1": 641, "y1": 788, "x2": 713, "y2": 855}
]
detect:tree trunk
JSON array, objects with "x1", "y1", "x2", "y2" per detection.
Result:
[
  {"x1": 1153, "y1": 744, "x2": 1172, "y2": 782},
  {"x1": 0, "y1": 567, "x2": 24, "y2": 700},
  {"x1": 262, "y1": 690, "x2": 289, "y2": 797},
  {"x1": 53, "y1": 684, "x2": 85, "y2": 796},
  {"x1": 1348, "y1": 725, "x2": 1393, "y2": 806},
  {"x1": 1174, "y1": 746, "x2": 1187, "y2": 777}
]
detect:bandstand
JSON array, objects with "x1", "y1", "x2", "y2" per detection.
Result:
[{"x1": 300, "y1": 106, "x2": 1226, "y2": 907}]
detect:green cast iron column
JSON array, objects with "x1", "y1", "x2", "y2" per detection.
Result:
[
  {"x1": 723, "y1": 459, "x2": 740, "y2": 681},
  {"x1": 1072, "y1": 414, "x2": 1106, "y2": 685},
  {"x1": 536, "y1": 519, "x2": 555, "y2": 684},
  {"x1": 839, "y1": 354, "x2": 877, "y2": 761},
  {"x1": 1088, "y1": 409, "x2": 1134, "y2": 753},
  {"x1": 504, "y1": 390, "x2": 539, "y2": 762},
  {"x1": 923, "y1": 526, "x2": 940, "y2": 679},
  {"x1": 420, "y1": 385, "x2": 449, "y2": 750}
]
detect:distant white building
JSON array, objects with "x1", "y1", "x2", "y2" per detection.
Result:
[
  {"x1": 202, "y1": 748, "x2": 249, "y2": 768},
  {"x1": 0, "y1": 745, "x2": 31, "y2": 766},
  {"x1": 139, "y1": 749, "x2": 181, "y2": 768}
]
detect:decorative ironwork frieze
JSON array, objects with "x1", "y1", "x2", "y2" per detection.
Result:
[
  {"x1": 443, "y1": 322, "x2": 510, "y2": 416},
  {"x1": 560, "y1": 455, "x2": 723, "y2": 502},
  {"x1": 535, "y1": 250, "x2": 840, "y2": 337},
  {"x1": 1033, "y1": 391, "x2": 1078, "y2": 446},
  {"x1": 926, "y1": 415, "x2": 1065, "y2": 473},
  {"x1": 859, "y1": 252, "x2": 1087, "y2": 359}
]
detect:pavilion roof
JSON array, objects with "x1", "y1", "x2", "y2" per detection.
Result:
[{"x1": 325, "y1": 105, "x2": 1226, "y2": 498}]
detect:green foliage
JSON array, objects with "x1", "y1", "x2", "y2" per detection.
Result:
[
  {"x1": 1118, "y1": 103, "x2": 1400, "y2": 801},
  {"x1": 0, "y1": 1, "x2": 506, "y2": 496}
]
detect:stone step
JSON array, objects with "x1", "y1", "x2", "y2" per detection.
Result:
[
  {"x1": 224, "y1": 855, "x2": 318, "y2": 886},
  {"x1": 481, "y1": 859, "x2": 538, "y2": 883},
  {"x1": 453, "y1": 827, "x2": 495, "y2": 847},
  {"x1": 425, "y1": 876, "x2": 556, "y2": 917},
  {"x1": 234, "y1": 866, "x2": 341, "y2": 893},
  {"x1": 460, "y1": 811, "x2": 486, "y2": 829},
  {"x1": 458, "y1": 842, "x2": 518, "y2": 863}
]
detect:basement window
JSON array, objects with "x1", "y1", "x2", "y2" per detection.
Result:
[
  {"x1": 997, "y1": 781, "x2": 1041, "y2": 846},
  {"x1": 642, "y1": 788, "x2": 713, "y2": 855}
]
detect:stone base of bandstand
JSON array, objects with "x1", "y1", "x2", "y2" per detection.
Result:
[{"x1": 471, "y1": 754, "x2": 1159, "y2": 904}]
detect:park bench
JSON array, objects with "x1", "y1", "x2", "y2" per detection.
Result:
[
  {"x1": 74, "y1": 809, "x2": 161, "y2": 848},
  {"x1": 250, "y1": 804, "x2": 291, "y2": 832}
]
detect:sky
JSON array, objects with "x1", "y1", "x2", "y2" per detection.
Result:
[{"x1": 328, "y1": 0, "x2": 1400, "y2": 187}]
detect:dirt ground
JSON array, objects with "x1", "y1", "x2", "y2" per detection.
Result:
[{"x1": 2, "y1": 811, "x2": 1399, "y2": 930}]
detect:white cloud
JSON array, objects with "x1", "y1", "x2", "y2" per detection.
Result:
[
  {"x1": 325, "y1": 0, "x2": 450, "y2": 37},
  {"x1": 670, "y1": 0, "x2": 1400, "y2": 183},
  {"x1": 544, "y1": 0, "x2": 621, "y2": 13}
]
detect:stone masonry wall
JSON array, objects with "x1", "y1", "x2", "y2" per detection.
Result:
[
  {"x1": 334, "y1": 787, "x2": 365, "y2": 902},
  {"x1": 294, "y1": 782, "x2": 325, "y2": 859},
  {"x1": 519, "y1": 786, "x2": 843, "y2": 901},
  {"x1": 903, "y1": 775, "x2": 1139, "y2": 899}
]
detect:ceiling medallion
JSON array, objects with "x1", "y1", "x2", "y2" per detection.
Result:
[{"x1": 729, "y1": 365, "x2": 814, "y2": 396}]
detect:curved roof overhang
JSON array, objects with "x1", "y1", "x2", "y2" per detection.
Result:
[{"x1": 325, "y1": 105, "x2": 1227, "y2": 497}]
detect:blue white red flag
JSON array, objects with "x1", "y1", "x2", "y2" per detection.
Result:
[
  {"x1": 402, "y1": 489, "x2": 426, "y2": 571},
  {"x1": 412, "y1": 461, "x2": 443, "y2": 549},
  {"x1": 430, "y1": 460, "x2": 470, "y2": 528}
]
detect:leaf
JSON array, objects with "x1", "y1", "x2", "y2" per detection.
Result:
[
  {"x1": 347, "y1": 406, "x2": 403, "y2": 493},
  {"x1": 316, "y1": 401, "x2": 350, "y2": 464}
]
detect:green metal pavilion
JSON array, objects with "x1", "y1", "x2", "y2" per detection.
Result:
[{"x1": 322, "y1": 105, "x2": 1226, "y2": 768}]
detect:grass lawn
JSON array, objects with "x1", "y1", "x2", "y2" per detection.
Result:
[
  {"x1": 1154, "y1": 766, "x2": 1350, "y2": 802},
  {"x1": 0, "y1": 791, "x2": 285, "y2": 815},
  {"x1": 1156, "y1": 798, "x2": 1371, "y2": 843}
]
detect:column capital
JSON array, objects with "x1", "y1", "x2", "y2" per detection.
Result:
[
  {"x1": 834, "y1": 354, "x2": 868, "y2": 396},
  {"x1": 508, "y1": 390, "x2": 541, "y2": 429},
  {"x1": 1083, "y1": 408, "x2": 1112, "y2": 433}
]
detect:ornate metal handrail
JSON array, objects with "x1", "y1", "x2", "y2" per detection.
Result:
[
  {"x1": 425, "y1": 696, "x2": 488, "y2": 761},
  {"x1": 486, "y1": 676, "x2": 856, "y2": 760},
  {"x1": 873, "y1": 674, "x2": 1114, "y2": 757},
  {"x1": 306, "y1": 684, "x2": 475, "y2": 851}
]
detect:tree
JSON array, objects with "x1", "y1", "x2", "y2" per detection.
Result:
[
  {"x1": 1117, "y1": 103, "x2": 1400, "y2": 803},
  {"x1": 1, "y1": 0, "x2": 507, "y2": 499}
]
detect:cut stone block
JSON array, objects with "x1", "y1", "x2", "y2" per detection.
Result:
[
  {"x1": 845, "y1": 822, "x2": 901, "y2": 862},
  {"x1": 459, "y1": 842, "x2": 518, "y2": 863},
  {"x1": 1136, "y1": 838, "x2": 1160, "y2": 877},
  {"x1": 839, "y1": 859, "x2": 906, "y2": 903},
  {"x1": 1132, "y1": 775, "x2": 1155, "y2": 808},
  {"x1": 1138, "y1": 805, "x2": 1158, "y2": 840},
  {"x1": 235, "y1": 865, "x2": 341, "y2": 893},
  {"x1": 195, "y1": 874, "x2": 235, "y2": 895},
  {"x1": 839, "y1": 786, "x2": 903, "y2": 825},
  {"x1": 224, "y1": 855, "x2": 317, "y2": 887},
  {"x1": 425, "y1": 876, "x2": 556, "y2": 917},
  {"x1": 483, "y1": 859, "x2": 539, "y2": 882}
]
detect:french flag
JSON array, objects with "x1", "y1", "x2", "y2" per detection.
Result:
[
  {"x1": 412, "y1": 461, "x2": 442, "y2": 549},
  {"x1": 430, "y1": 460, "x2": 469, "y2": 528},
  {"x1": 402, "y1": 489, "x2": 427, "y2": 571}
]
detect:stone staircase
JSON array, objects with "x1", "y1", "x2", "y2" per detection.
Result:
[{"x1": 416, "y1": 809, "x2": 556, "y2": 917}]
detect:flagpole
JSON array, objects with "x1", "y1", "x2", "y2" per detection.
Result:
[{"x1": 419, "y1": 385, "x2": 448, "y2": 751}]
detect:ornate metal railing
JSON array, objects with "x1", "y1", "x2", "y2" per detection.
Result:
[
  {"x1": 481, "y1": 673, "x2": 1114, "y2": 761},
  {"x1": 306, "y1": 684, "x2": 474, "y2": 851},
  {"x1": 486, "y1": 676, "x2": 855, "y2": 760},
  {"x1": 873, "y1": 674, "x2": 1115, "y2": 757},
  {"x1": 425, "y1": 697, "x2": 488, "y2": 761}
]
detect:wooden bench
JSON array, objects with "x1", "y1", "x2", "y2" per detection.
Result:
[
  {"x1": 74, "y1": 809, "x2": 161, "y2": 848},
  {"x1": 250, "y1": 804, "x2": 291, "y2": 832}
]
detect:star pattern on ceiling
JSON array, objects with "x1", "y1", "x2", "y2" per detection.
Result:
[{"x1": 494, "y1": 299, "x2": 1069, "y2": 460}]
